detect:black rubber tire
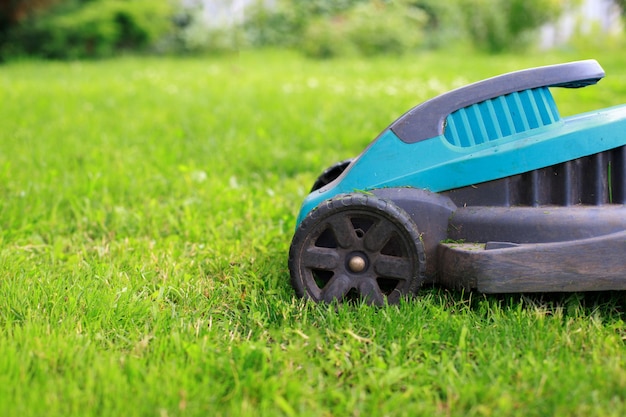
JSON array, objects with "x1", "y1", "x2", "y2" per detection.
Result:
[
  {"x1": 288, "y1": 193, "x2": 426, "y2": 305},
  {"x1": 310, "y1": 159, "x2": 354, "y2": 192}
]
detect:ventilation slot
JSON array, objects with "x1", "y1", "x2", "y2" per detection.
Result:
[
  {"x1": 445, "y1": 146, "x2": 626, "y2": 207},
  {"x1": 519, "y1": 148, "x2": 624, "y2": 206},
  {"x1": 444, "y1": 87, "x2": 560, "y2": 147}
]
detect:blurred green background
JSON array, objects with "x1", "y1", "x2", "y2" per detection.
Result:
[{"x1": 1, "y1": 0, "x2": 624, "y2": 60}]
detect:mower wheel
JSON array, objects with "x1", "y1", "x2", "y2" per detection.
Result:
[
  {"x1": 288, "y1": 193, "x2": 425, "y2": 305},
  {"x1": 310, "y1": 159, "x2": 354, "y2": 192}
]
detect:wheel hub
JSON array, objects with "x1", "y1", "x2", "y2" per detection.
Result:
[{"x1": 347, "y1": 253, "x2": 367, "y2": 273}]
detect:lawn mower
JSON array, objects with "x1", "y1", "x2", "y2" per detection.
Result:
[{"x1": 288, "y1": 59, "x2": 626, "y2": 305}]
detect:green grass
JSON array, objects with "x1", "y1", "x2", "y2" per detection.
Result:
[{"x1": 1, "y1": 48, "x2": 626, "y2": 416}]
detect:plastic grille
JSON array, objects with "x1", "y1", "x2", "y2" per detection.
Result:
[
  {"x1": 525, "y1": 146, "x2": 626, "y2": 206},
  {"x1": 444, "y1": 87, "x2": 560, "y2": 147},
  {"x1": 444, "y1": 146, "x2": 626, "y2": 207}
]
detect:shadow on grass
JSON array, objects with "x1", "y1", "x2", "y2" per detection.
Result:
[{"x1": 420, "y1": 283, "x2": 626, "y2": 322}]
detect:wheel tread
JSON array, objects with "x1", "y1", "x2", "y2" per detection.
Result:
[{"x1": 288, "y1": 193, "x2": 426, "y2": 304}]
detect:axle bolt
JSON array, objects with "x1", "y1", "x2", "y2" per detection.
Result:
[{"x1": 348, "y1": 255, "x2": 366, "y2": 273}]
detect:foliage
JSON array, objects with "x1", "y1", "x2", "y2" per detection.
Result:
[
  {"x1": 405, "y1": 0, "x2": 468, "y2": 48},
  {"x1": 0, "y1": 0, "x2": 60, "y2": 60},
  {"x1": 168, "y1": 0, "x2": 244, "y2": 54},
  {"x1": 174, "y1": 21, "x2": 243, "y2": 54},
  {"x1": 242, "y1": 0, "x2": 304, "y2": 48},
  {"x1": 168, "y1": 0, "x2": 369, "y2": 54},
  {"x1": 564, "y1": 15, "x2": 625, "y2": 55},
  {"x1": 243, "y1": 0, "x2": 370, "y2": 49},
  {"x1": 1, "y1": 0, "x2": 175, "y2": 59},
  {"x1": 301, "y1": 1, "x2": 426, "y2": 58},
  {"x1": 243, "y1": 0, "x2": 573, "y2": 57},
  {"x1": 173, "y1": 0, "x2": 406, "y2": 56},
  {"x1": 0, "y1": 0, "x2": 592, "y2": 59},
  {"x1": 458, "y1": 0, "x2": 573, "y2": 53},
  {"x1": 299, "y1": 16, "x2": 356, "y2": 58},
  {"x1": 1, "y1": 49, "x2": 626, "y2": 416},
  {"x1": 0, "y1": 0, "x2": 59, "y2": 27}
]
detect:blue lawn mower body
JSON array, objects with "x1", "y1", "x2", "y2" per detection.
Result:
[{"x1": 288, "y1": 60, "x2": 626, "y2": 305}]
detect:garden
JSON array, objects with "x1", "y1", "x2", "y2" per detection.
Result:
[{"x1": 1, "y1": 1, "x2": 626, "y2": 416}]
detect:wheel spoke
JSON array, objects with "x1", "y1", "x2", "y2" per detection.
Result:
[
  {"x1": 373, "y1": 255, "x2": 413, "y2": 280},
  {"x1": 303, "y1": 247, "x2": 340, "y2": 270},
  {"x1": 357, "y1": 278, "x2": 385, "y2": 305},
  {"x1": 320, "y1": 274, "x2": 352, "y2": 303},
  {"x1": 363, "y1": 219, "x2": 396, "y2": 252},
  {"x1": 326, "y1": 216, "x2": 356, "y2": 248}
]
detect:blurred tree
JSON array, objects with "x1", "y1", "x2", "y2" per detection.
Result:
[
  {"x1": 243, "y1": 0, "x2": 369, "y2": 48},
  {"x1": 244, "y1": 0, "x2": 572, "y2": 56},
  {"x1": 407, "y1": 0, "x2": 466, "y2": 48},
  {"x1": 0, "y1": 0, "x2": 59, "y2": 55},
  {"x1": 0, "y1": 0, "x2": 59, "y2": 26},
  {"x1": 300, "y1": 0, "x2": 427, "y2": 58},
  {"x1": 0, "y1": 0, "x2": 583, "y2": 59},
  {"x1": 459, "y1": 0, "x2": 573, "y2": 52},
  {"x1": 1, "y1": 0, "x2": 175, "y2": 60}
]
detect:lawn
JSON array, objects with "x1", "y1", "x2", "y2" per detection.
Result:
[{"x1": 1, "y1": 48, "x2": 626, "y2": 416}]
